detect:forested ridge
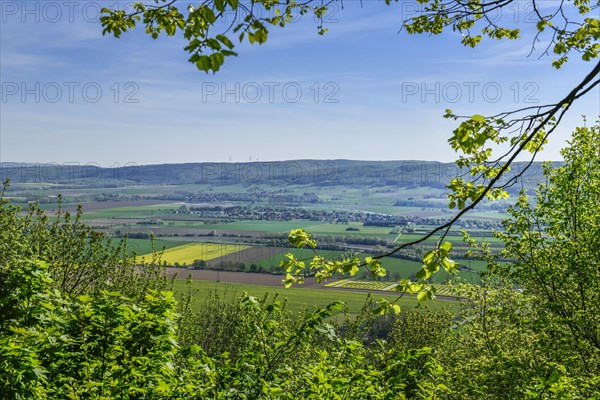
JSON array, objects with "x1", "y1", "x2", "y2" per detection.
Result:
[{"x1": 0, "y1": 160, "x2": 558, "y2": 188}]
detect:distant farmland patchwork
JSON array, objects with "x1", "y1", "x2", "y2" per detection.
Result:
[
  {"x1": 135, "y1": 240, "x2": 482, "y2": 285},
  {"x1": 5, "y1": 161, "x2": 517, "y2": 299}
]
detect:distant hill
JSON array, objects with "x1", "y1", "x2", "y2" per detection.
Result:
[{"x1": 0, "y1": 160, "x2": 560, "y2": 190}]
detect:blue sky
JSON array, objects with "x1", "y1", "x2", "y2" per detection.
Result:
[{"x1": 1, "y1": 0, "x2": 598, "y2": 166}]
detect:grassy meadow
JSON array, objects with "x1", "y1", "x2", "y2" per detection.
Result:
[{"x1": 168, "y1": 278, "x2": 456, "y2": 314}]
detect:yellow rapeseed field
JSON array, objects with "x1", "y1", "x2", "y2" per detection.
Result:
[{"x1": 137, "y1": 243, "x2": 250, "y2": 265}]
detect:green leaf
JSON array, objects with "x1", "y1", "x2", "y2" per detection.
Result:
[
  {"x1": 216, "y1": 34, "x2": 235, "y2": 49},
  {"x1": 195, "y1": 56, "x2": 212, "y2": 72},
  {"x1": 78, "y1": 294, "x2": 93, "y2": 303},
  {"x1": 254, "y1": 28, "x2": 268, "y2": 44},
  {"x1": 416, "y1": 267, "x2": 431, "y2": 280},
  {"x1": 206, "y1": 38, "x2": 222, "y2": 50},
  {"x1": 165, "y1": 24, "x2": 176, "y2": 36},
  {"x1": 440, "y1": 241, "x2": 452, "y2": 253},
  {"x1": 471, "y1": 114, "x2": 486, "y2": 123},
  {"x1": 442, "y1": 257, "x2": 457, "y2": 273},
  {"x1": 214, "y1": 0, "x2": 226, "y2": 12},
  {"x1": 417, "y1": 289, "x2": 433, "y2": 302},
  {"x1": 423, "y1": 250, "x2": 436, "y2": 265}
]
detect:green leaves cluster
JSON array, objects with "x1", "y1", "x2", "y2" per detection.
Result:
[
  {"x1": 496, "y1": 123, "x2": 600, "y2": 366},
  {"x1": 0, "y1": 185, "x2": 167, "y2": 299},
  {"x1": 0, "y1": 259, "x2": 183, "y2": 398},
  {"x1": 175, "y1": 290, "x2": 449, "y2": 399},
  {"x1": 443, "y1": 110, "x2": 555, "y2": 212},
  {"x1": 402, "y1": 0, "x2": 521, "y2": 47},
  {"x1": 392, "y1": 242, "x2": 457, "y2": 304},
  {"x1": 402, "y1": 0, "x2": 598, "y2": 69},
  {"x1": 101, "y1": 0, "x2": 335, "y2": 73},
  {"x1": 100, "y1": 1, "x2": 599, "y2": 73}
]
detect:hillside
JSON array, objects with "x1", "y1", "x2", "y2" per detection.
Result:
[{"x1": 0, "y1": 160, "x2": 560, "y2": 190}]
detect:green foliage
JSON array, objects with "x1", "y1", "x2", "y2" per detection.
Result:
[
  {"x1": 443, "y1": 123, "x2": 600, "y2": 399},
  {"x1": 0, "y1": 256, "x2": 449, "y2": 399},
  {"x1": 0, "y1": 258, "x2": 182, "y2": 399},
  {"x1": 401, "y1": 0, "x2": 598, "y2": 69},
  {"x1": 100, "y1": 0, "x2": 335, "y2": 73},
  {"x1": 174, "y1": 287, "x2": 450, "y2": 399},
  {"x1": 497, "y1": 123, "x2": 600, "y2": 368},
  {"x1": 0, "y1": 185, "x2": 167, "y2": 298},
  {"x1": 100, "y1": 1, "x2": 598, "y2": 74}
]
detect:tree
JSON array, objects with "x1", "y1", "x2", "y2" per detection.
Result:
[
  {"x1": 0, "y1": 187, "x2": 166, "y2": 299},
  {"x1": 100, "y1": 0, "x2": 599, "y2": 301},
  {"x1": 440, "y1": 122, "x2": 600, "y2": 398},
  {"x1": 492, "y1": 121, "x2": 600, "y2": 371}
]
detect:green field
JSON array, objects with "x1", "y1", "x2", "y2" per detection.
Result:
[
  {"x1": 169, "y1": 279, "x2": 455, "y2": 314},
  {"x1": 253, "y1": 248, "x2": 481, "y2": 283},
  {"x1": 253, "y1": 248, "x2": 479, "y2": 283},
  {"x1": 198, "y1": 219, "x2": 316, "y2": 233},
  {"x1": 138, "y1": 242, "x2": 250, "y2": 265},
  {"x1": 325, "y1": 279, "x2": 459, "y2": 297},
  {"x1": 82, "y1": 204, "x2": 180, "y2": 220},
  {"x1": 376, "y1": 257, "x2": 482, "y2": 283},
  {"x1": 255, "y1": 248, "x2": 351, "y2": 269},
  {"x1": 303, "y1": 222, "x2": 396, "y2": 237}
]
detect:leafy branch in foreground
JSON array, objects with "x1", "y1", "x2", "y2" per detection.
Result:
[
  {"x1": 280, "y1": 228, "x2": 458, "y2": 313},
  {"x1": 100, "y1": 1, "x2": 599, "y2": 73},
  {"x1": 100, "y1": 0, "x2": 336, "y2": 73},
  {"x1": 443, "y1": 122, "x2": 600, "y2": 397}
]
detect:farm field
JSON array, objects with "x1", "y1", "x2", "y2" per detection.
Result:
[
  {"x1": 128, "y1": 236, "x2": 484, "y2": 283},
  {"x1": 137, "y1": 242, "x2": 250, "y2": 265},
  {"x1": 325, "y1": 279, "x2": 460, "y2": 297},
  {"x1": 195, "y1": 219, "x2": 315, "y2": 233},
  {"x1": 303, "y1": 222, "x2": 396, "y2": 236},
  {"x1": 168, "y1": 278, "x2": 455, "y2": 314},
  {"x1": 255, "y1": 248, "x2": 352, "y2": 269},
  {"x1": 82, "y1": 204, "x2": 181, "y2": 220}
]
